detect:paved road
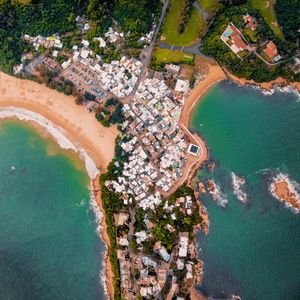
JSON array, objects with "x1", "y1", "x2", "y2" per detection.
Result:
[
  {"x1": 192, "y1": 0, "x2": 208, "y2": 20},
  {"x1": 158, "y1": 42, "x2": 212, "y2": 59},
  {"x1": 255, "y1": 51, "x2": 300, "y2": 66},
  {"x1": 130, "y1": 0, "x2": 170, "y2": 97}
]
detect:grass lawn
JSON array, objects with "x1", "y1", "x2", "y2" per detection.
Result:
[
  {"x1": 153, "y1": 48, "x2": 194, "y2": 64},
  {"x1": 243, "y1": 28, "x2": 259, "y2": 43},
  {"x1": 161, "y1": 0, "x2": 202, "y2": 46},
  {"x1": 198, "y1": 0, "x2": 220, "y2": 12},
  {"x1": 251, "y1": 0, "x2": 284, "y2": 40}
]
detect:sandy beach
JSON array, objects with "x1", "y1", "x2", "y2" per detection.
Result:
[
  {"x1": 180, "y1": 63, "x2": 227, "y2": 127},
  {"x1": 0, "y1": 71, "x2": 118, "y2": 172},
  {"x1": 0, "y1": 71, "x2": 118, "y2": 299}
]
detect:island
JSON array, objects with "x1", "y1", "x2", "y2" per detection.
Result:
[{"x1": 270, "y1": 174, "x2": 300, "y2": 213}]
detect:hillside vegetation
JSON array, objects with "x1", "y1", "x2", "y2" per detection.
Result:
[
  {"x1": 251, "y1": 0, "x2": 284, "y2": 39},
  {"x1": 0, "y1": 0, "x2": 160, "y2": 74},
  {"x1": 201, "y1": 1, "x2": 300, "y2": 82}
]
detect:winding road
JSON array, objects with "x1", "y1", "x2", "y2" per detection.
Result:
[{"x1": 130, "y1": 0, "x2": 170, "y2": 97}]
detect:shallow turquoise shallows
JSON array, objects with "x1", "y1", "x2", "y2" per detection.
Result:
[
  {"x1": 191, "y1": 82, "x2": 300, "y2": 300},
  {"x1": 0, "y1": 121, "x2": 106, "y2": 300}
]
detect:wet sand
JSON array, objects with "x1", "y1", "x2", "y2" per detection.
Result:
[
  {"x1": 0, "y1": 72, "x2": 118, "y2": 172},
  {"x1": 0, "y1": 71, "x2": 118, "y2": 298}
]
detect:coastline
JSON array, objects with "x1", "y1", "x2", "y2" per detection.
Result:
[
  {"x1": 183, "y1": 63, "x2": 300, "y2": 300},
  {"x1": 92, "y1": 175, "x2": 115, "y2": 300},
  {"x1": 227, "y1": 71, "x2": 300, "y2": 94},
  {"x1": 180, "y1": 62, "x2": 227, "y2": 300},
  {"x1": 180, "y1": 63, "x2": 228, "y2": 127},
  {"x1": 0, "y1": 71, "x2": 118, "y2": 299},
  {"x1": 0, "y1": 71, "x2": 118, "y2": 172}
]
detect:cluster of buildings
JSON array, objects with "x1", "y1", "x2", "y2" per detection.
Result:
[
  {"x1": 107, "y1": 75, "x2": 194, "y2": 212},
  {"x1": 23, "y1": 34, "x2": 63, "y2": 52},
  {"x1": 95, "y1": 57, "x2": 142, "y2": 98},
  {"x1": 61, "y1": 38, "x2": 142, "y2": 98}
]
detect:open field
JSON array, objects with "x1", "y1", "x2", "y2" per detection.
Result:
[
  {"x1": 251, "y1": 0, "x2": 284, "y2": 39},
  {"x1": 153, "y1": 48, "x2": 194, "y2": 64},
  {"x1": 198, "y1": 0, "x2": 220, "y2": 12},
  {"x1": 161, "y1": 0, "x2": 202, "y2": 46}
]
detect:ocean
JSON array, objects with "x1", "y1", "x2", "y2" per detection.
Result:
[
  {"x1": 191, "y1": 81, "x2": 300, "y2": 300},
  {"x1": 0, "y1": 121, "x2": 106, "y2": 300}
]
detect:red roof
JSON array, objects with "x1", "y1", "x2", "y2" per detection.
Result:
[
  {"x1": 243, "y1": 14, "x2": 258, "y2": 31},
  {"x1": 264, "y1": 41, "x2": 278, "y2": 59},
  {"x1": 232, "y1": 35, "x2": 248, "y2": 50}
]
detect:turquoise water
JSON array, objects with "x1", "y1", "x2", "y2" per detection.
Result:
[
  {"x1": 0, "y1": 121, "x2": 106, "y2": 300},
  {"x1": 191, "y1": 82, "x2": 300, "y2": 300}
]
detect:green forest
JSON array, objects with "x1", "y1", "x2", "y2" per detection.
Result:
[{"x1": 0, "y1": 0, "x2": 160, "y2": 74}]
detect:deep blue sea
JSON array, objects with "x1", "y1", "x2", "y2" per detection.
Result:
[
  {"x1": 191, "y1": 82, "x2": 300, "y2": 300},
  {"x1": 0, "y1": 121, "x2": 106, "y2": 300}
]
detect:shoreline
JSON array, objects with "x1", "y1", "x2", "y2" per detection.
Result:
[
  {"x1": 227, "y1": 71, "x2": 300, "y2": 95},
  {"x1": 0, "y1": 71, "x2": 118, "y2": 299},
  {"x1": 92, "y1": 175, "x2": 115, "y2": 300},
  {"x1": 183, "y1": 62, "x2": 300, "y2": 300},
  {"x1": 180, "y1": 62, "x2": 227, "y2": 300}
]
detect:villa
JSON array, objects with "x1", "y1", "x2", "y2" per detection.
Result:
[
  {"x1": 264, "y1": 41, "x2": 281, "y2": 62},
  {"x1": 221, "y1": 23, "x2": 249, "y2": 58}
]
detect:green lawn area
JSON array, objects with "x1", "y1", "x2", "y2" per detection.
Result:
[
  {"x1": 251, "y1": 0, "x2": 284, "y2": 39},
  {"x1": 198, "y1": 0, "x2": 220, "y2": 12},
  {"x1": 153, "y1": 48, "x2": 194, "y2": 64},
  {"x1": 161, "y1": 0, "x2": 203, "y2": 46}
]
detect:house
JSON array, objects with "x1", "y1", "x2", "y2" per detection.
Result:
[
  {"x1": 142, "y1": 256, "x2": 157, "y2": 268},
  {"x1": 61, "y1": 59, "x2": 71, "y2": 70},
  {"x1": 174, "y1": 79, "x2": 189, "y2": 95},
  {"x1": 243, "y1": 14, "x2": 258, "y2": 31},
  {"x1": 178, "y1": 232, "x2": 189, "y2": 257},
  {"x1": 221, "y1": 23, "x2": 248, "y2": 57},
  {"x1": 154, "y1": 242, "x2": 170, "y2": 262},
  {"x1": 166, "y1": 64, "x2": 180, "y2": 75},
  {"x1": 292, "y1": 57, "x2": 300, "y2": 74},
  {"x1": 264, "y1": 41, "x2": 281, "y2": 62}
]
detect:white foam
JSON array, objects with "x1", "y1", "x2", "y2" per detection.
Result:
[
  {"x1": 231, "y1": 172, "x2": 248, "y2": 203},
  {"x1": 269, "y1": 172, "x2": 300, "y2": 214},
  {"x1": 233, "y1": 80, "x2": 300, "y2": 101},
  {"x1": 255, "y1": 85, "x2": 300, "y2": 100},
  {"x1": 0, "y1": 106, "x2": 100, "y2": 179},
  {"x1": 208, "y1": 180, "x2": 228, "y2": 208},
  {"x1": 0, "y1": 106, "x2": 109, "y2": 297}
]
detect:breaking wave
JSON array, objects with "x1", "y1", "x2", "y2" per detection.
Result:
[
  {"x1": 208, "y1": 179, "x2": 228, "y2": 208},
  {"x1": 0, "y1": 106, "x2": 100, "y2": 179},
  {"x1": 231, "y1": 172, "x2": 248, "y2": 203},
  {"x1": 258, "y1": 85, "x2": 300, "y2": 101},
  {"x1": 0, "y1": 106, "x2": 109, "y2": 296}
]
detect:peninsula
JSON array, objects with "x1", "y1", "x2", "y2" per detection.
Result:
[{"x1": 0, "y1": 0, "x2": 299, "y2": 299}]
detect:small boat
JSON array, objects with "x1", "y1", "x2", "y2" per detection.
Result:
[{"x1": 76, "y1": 199, "x2": 85, "y2": 207}]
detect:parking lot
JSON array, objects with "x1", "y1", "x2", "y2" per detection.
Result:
[{"x1": 62, "y1": 61, "x2": 110, "y2": 103}]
